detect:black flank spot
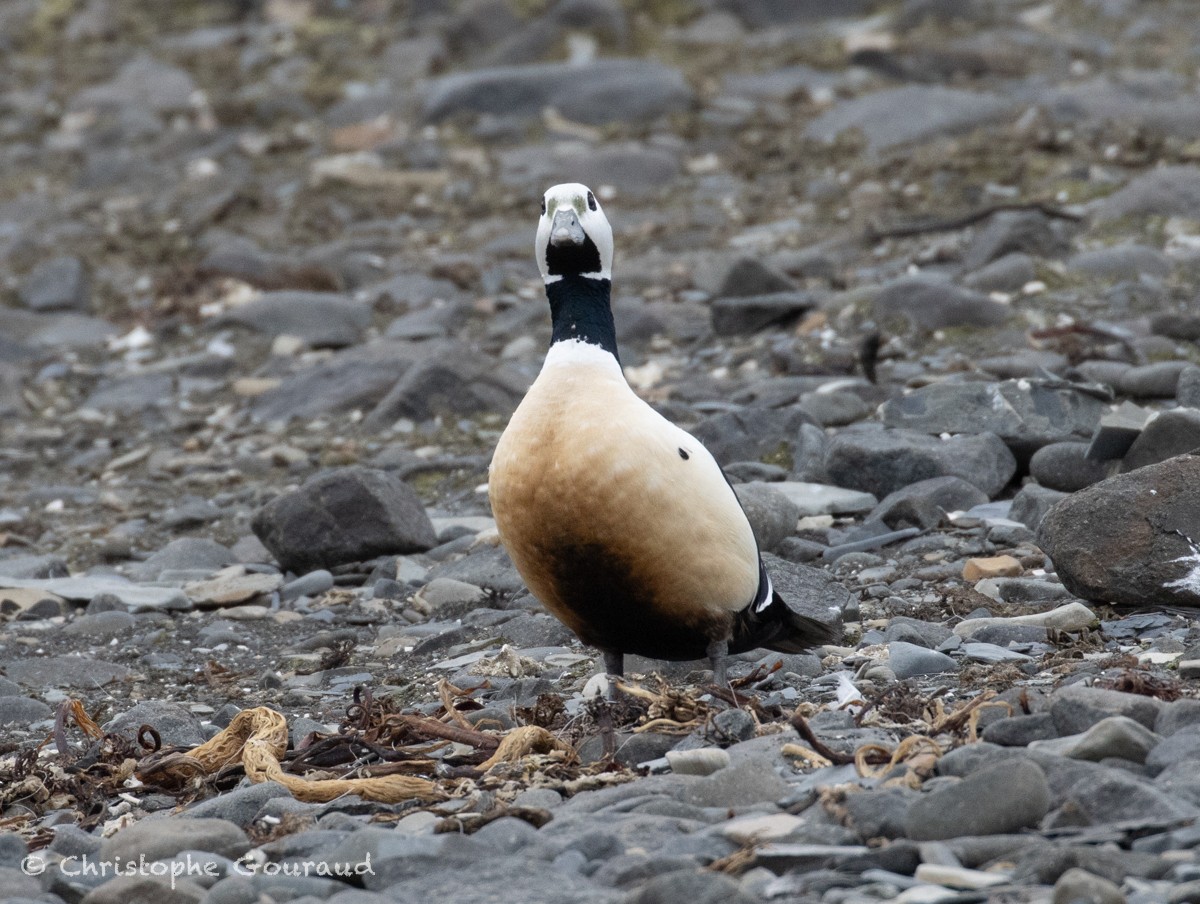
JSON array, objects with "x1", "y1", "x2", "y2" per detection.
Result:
[{"x1": 678, "y1": 448, "x2": 689, "y2": 460}]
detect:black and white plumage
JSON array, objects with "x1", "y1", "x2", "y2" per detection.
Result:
[{"x1": 488, "y1": 183, "x2": 837, "y2": 683}]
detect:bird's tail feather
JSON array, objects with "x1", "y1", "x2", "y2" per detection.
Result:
[{"x1": 730, "y1": 591, "x2": 841, "y2": 654}]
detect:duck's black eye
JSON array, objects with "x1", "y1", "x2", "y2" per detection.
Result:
[
  {"x1": 587, "y1": 191, "x2": 597, "y2": 211},
  {"x1": 541, "y1": 198, "x2": 546, "y2": 215}
]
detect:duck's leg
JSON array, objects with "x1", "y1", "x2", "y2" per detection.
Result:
[
  {"x1": 602, "y1": 649, "x2": 624, "y2": 679},
  {"x1": 706, "y1": 638, "x2": 729, "y2": 689},
  {"x1": 598, "y1": 649, "x2": 624, "y2": 757}
]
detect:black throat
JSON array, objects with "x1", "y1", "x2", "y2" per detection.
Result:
[{"x1": 546, "y1": 274, "x2": 619, "y2": 363}]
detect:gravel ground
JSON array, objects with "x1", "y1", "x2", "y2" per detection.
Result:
[{"x1": 4, "y1": 1, "x2": 1200, "y2": 903}]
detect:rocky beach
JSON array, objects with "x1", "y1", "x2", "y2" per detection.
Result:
[{"x1": 4, "y1": 1, "x2": 1200, "y2": 902}]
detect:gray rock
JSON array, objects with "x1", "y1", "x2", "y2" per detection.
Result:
[
  {"x1": 625, "y1": 870, "x2": 756, "y2": 904},
  {"x1": 183, "y1": 781, "x2": 291, "y2": 826},
  {"x1": 883, "y1": 617, "x2": 953, "y2": 649},
  {"x1": 844, "y1": 788, "x2": 915, "y2": 841},
  {"x1": 385, "y1": 300, "x2": 465, "y2": 340},
  {"x1": 105, "y1": 701, "x2": 207, "y2": 748},
  {"x1": 19, "y1": 256, "x2": 90, "y2": 312},
  {"x1": 1052, "y1": 868, "x2": 1125, "y2": 904},
  {"x1": 427, "y1": 545, "x2": 523, "y2": 594},
  {"x1": 1038, "y1": 454, "x2": 1200, "y2": 607},
  {"x1": 49, "y1": 823, "x2": 102, "y2": 857},
  {"x1": 1067, "y1": 245, "x2": 1172, "y2": 281},
  {"x1": 769, "y1": 482, "x2": 877, "y2": 517},
  {"x1": 805, "y1": 85, "x2": 1018, "y2": 152},
  {"x1": 869, "y1": 476, "x2": 989, "y2": 530},
  {"x1": 977, "y1": 350, "x2": 1070, "y2": 380},
  {"x1": 1118, "y1": 361, "x2": 1190, "y2": 399},
  {"x1": 251, "y1": 351, "x2": 409, "y2": 424},
  {"x1": 714, "y1": 257, "x2": 797, "y2": 297},
  {"x1": 982, "y1": 714, "x2": 1059, "y2": 747},
  {"x1": 197, "y1": 242, "x2": 340, "y2": 292},
  {"x1": 79, "y1": 874, "x2": 208, "y2": 904},
  {"x1": 1067, "y1": 769, "x2": 1196, "y2": 823},
  {"x1": 1093, "y1": 165, "x2": 1200, "y2": 221},
  {"x1": 963, "y1": 252, "x2": 1037, "y2": 293},
  {"x1": 690, "y1": 406, "x2": 813, "y2": 469},
  {"x1": 1030, "y1": 442, "x2": 1113, "y2": 492},
  {"x1": 0, "y1": 654, "x2": 132, "y2": 688},
  {"x1": 1038, "y1": 715, "x2": 1160, "y2": 763},
  {"x1": 497, "y1": 141, "x2": 681, "y2": 198},
  {"x1": 1050, "y1": 685, "x2": 1163, "y2": 736},
  {"x1": 415, "y1": 577, "x2": 486, "y2": 614},
  {"x1": 798, "y1": 389, "x2": 871, "y2": 428},
  {"x1": 792, "y1": 422, "x2": 831, "y2": 483},
  {"x1": 962, "y1": 210, "x2": 1071, "y2": 270},
  {"x1": 873, "y1": 274, "x2": 1009, "y2": 331},
  {"x1": 214, "y1": 291, "x2": 371, "y2": 348},
  {"x1": 723, "y1": 64, "x2": 841, "y2": 103},
  {"x1": 720, "y1": 0, "x2": 871, "y2": 27},
  {"x1": 0, "y1": 696, "x2": 52, "y2": 725},
  {"x1": 423, "y1": 59, "x2": 691, "y2": 125},
  {"x1": 1155, "y1": 699, "x2": 1200, "y2": 736},
  {"x1": 0, "y1": 576, "x2": 188, "y2": 612},
  {"x1": 761, "y1": 552, "x2": 850, "y2": 639},
  {"x1": 471, "y1": 816, "x2": 539, "y2": 854},
  {"x1": 1121, "y1": 408, "x2": 1200, "y2": 471},
  {"x1": 824, "y1": 427, "x2": 1016, "y2": 498},
  {"x1": 961, "y1": 642, "x2": 1031, "y2": 663},
  {"x1": 61, "y1": 610, "x2": 137, "y2": 639},
  {"x1": 129, "y1": 538, "x2": 236, "y2": 581},
  {"x1": 711, "y1": 292, "x2": 816, "y2": 335},
  {"x1": 880, "y1": 379, "x2": 1107, "y2": 455},
  {"x1": 1153, "y1": 315, "x2": 1200, "y2": 342},
  {"x1": 1179, "y1": 365, "x2": 1200, "y2": 408},
  {"x1": 252, "y1": 466, "x2": 437, "y2": 572},
  {"x1": 905, "y1": 759, "x2": 1050, "y2": 840},
  {"x1": 1009, "y1": 483, "x2": 1069, "y2": 531},
  {"x1": 968, "y1": 623, "x2": 1049, "y2": 645},
  {"x1": 70, "y1": 54, "x2": 197, "y2": 114},
  {"x1": 0, "y1": 554, "x2": 69, "y2": 579},
  {"x1": 83, "y1": 373, "x2": 175, "y2": 413},
  {"x1": 1144, "y1": 725, "x2": 1200, "y2": 776},
  {"x1": 734, "y1": 482, "x2": 800, "y2": 552},
  {"x1": 888, "y1": 641, "x2": 957, "y2": 679},
  {"x1": 281, "y1": 570, "x2": 335, "y2": 602},
  {"x1": 99, "y1": 817, "x2": 249, "y2": 863},
  {"x1": 362, "y1": 355, "x2": 526, "y2": 426}
]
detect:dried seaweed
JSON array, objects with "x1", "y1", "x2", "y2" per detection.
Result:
[{"x1": 1095, "y1": 668, "x2": 1184, "y2": 701}]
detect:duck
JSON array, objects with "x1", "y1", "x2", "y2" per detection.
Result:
[{"x1": 488, "y1": 183, "x2": 837, "y2": 684}]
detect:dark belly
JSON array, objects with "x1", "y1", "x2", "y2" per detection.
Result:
[{"x1": 543, "y1": 541, "x2": 731, "y2": 661}]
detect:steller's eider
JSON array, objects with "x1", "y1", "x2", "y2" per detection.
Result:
[{"x1": 489, "y1": 183, "x2": 837, "y2": 684}]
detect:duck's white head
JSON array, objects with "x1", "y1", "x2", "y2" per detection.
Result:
[{"x1": 535, "y1": 182, "x2": 613, "y2": 284}]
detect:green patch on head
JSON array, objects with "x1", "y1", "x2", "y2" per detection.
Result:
[
  {"x1": 572, "y1": 196, "x2": 586, "y2": 215},
  {"x1": 547, "y1": 197, "x2": 558, "y2": 217}
]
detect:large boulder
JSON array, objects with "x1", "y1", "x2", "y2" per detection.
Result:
[
  {"x1": 252, "y1": 467, "x2": 438, "y2": 572},
  {"x1": 1038, "y1": 454, "x2": 1200, "y2": 607}
]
